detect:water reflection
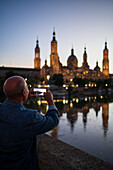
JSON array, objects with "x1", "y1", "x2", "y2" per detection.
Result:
[
  {"x1": 102, "y1": 103, "x2": 109, "y2": 137},
  {"x1": 26, "y1": 94, "x2": 113, "y2": 138},
  {"x1": 55, "y1": 101, "x2": 109, "y2": 137},
  {"x1": 26, "y1": 94, "x2": 113, "y2": 164}
]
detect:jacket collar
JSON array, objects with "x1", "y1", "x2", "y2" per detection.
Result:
[{"x1": 4, "y1": 99, "x2": 25, "y2": 109}]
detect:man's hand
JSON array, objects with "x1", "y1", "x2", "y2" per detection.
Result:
[
  {"x1": 44, "y1": 88, "x2": 54, "y2": 106},
  {"x1": 28, "y1": 88, "x2": 37, "y2": 99}
]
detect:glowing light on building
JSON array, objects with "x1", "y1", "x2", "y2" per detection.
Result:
[
  {"x1": 73, "y1": 98, "x2": 75, "y2": 102},
  {"x1": 47, "y1": 75, "x2": 50, "y2": 80},
  {"x1": 100, "y1": 95, "x2": 103, "y2": 99},
  {"x1": 70, "y1": 102, "x2": 73, "y2": 107},
  {"x1": 85, "y1": 97, "x2": 87, "y2": 101},
  {"x1": 25, "y1": 78, "x2": 27, "y2": 81},
  {"x1": 76, "y1": 98, "x2": 79, "y2": 103},
  {"x1": 66, "y1": 100, "x2": 68, "y2": 104},
  {"x1": 63, "y1": 84, "x2": 66, "y2": 87},
  {"x1": 63, "y1": 99, "x2": 66, "y2": 104}
]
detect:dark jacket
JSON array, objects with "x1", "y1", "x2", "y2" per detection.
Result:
[{"x1": 0, "y1": 99, "x2": 59, "y2": 170}]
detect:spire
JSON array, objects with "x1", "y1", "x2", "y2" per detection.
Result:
[
  {"x1": 105, "y1": 41, "x2": 107, "y2": 49},
  {"x1": 52, "y1": 27, "x2": 56, "y2": 41},
  {"x1": 36, "y1": 36, "x2": 39, "y2": 48},
  {"x1": 84, "y1": 47, "x2": 86, "y2": 54},
  {"x1": 71, "y1": 48, "x2": 74, "y2": 55},
  {"x1": 45, "y1": 59, "x2": 47, "y2": 65},
  {"x1": 96, "y1": 61, "x2": 98, "y2": 67}
]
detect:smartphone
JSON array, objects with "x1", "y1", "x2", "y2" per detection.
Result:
[{"x1": 33, "y1": 88, "x2": 46, "y2": 96}]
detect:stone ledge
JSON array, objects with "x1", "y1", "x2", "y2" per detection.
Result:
[{"x1": 37, "y1": 134, "x2": 113, "y2": 170}]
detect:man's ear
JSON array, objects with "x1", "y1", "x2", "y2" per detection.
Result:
[
  {"x1": 22, "y1": 89, "x2": 27, "y2": 103},
  {"x1": 22, "y1": 89, "x2": 26, "y2": 97}
]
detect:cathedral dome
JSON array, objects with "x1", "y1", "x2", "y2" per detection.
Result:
[
  {"x1": 67, "y1": 48, "x2": 78, "y2": 68},
  {"x1": 94, "y1": 61, "x2": 100, "y2": 72}
]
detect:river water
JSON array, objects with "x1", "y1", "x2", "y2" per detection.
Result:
[{"x1": 27, "y1": 94, "x2": 113, "y2": 164}]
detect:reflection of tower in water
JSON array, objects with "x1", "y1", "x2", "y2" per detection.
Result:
[
  {"x1": 82, "y1": 105, "x2": 89, "y2": 130},
  {"x1": 92, "y1": 103, "x2": 101, "y2": 117},
  {"x1": 102, "y1": 103, "x2": 109, "y2": 137},
  {"x1": 67, "y1": 108, "x2": 78, "y2": 131}
]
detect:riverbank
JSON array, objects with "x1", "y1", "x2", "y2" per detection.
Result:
[
  {"x1": 37, "y1": 134, "x2": 113, "y2": 170},
  {"x1": 50, "y1": 86, "x2": 113, "y2": 98}
]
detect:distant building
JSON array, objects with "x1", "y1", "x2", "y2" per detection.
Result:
[
  {"x1": 0, "y1": 67, "x2": 40, "y2": 83},
  {"x1": 35, "y1": 30, "x2": 110, "y2": 82},
  {"x1": 0, "y1": 30, "x2": 110, "y2": 84}
]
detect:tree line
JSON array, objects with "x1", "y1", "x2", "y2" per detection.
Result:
[{"x1": 0, "y1": 71, "x2": 113, "y2": 100}]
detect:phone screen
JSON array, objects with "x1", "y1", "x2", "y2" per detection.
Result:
[{"x1": 33, "y1": 88, "x2": 46, "y2": 95}]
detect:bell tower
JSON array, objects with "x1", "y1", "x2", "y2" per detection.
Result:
[
  {"x1": 102, "y1": 42, "x2": 109, "y2": 76},
  {"x1": 50, "y1": 29, "x2": 59, "y2": 74},
  {"x1": 82, "y1": 47, "x2": 89, "y2": 69},
  {"x1": 34, "y1": 38, "x2": 41, "y2": 69}
]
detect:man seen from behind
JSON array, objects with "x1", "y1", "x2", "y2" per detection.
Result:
[{"x1": 0, "y1": 76, "x2": 59, "y2": 170}]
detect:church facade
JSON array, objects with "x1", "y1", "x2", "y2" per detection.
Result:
[{"x1": 34, "y1": 30, "x2": 110, "y2": 83}]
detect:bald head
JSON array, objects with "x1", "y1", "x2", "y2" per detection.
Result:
[{"x1": 3, "y1": 76, "x2": 27, "y2": 99}]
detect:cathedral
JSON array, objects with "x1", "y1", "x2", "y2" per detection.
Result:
[{"x1": 34, "y1": 30, "x2": 109, "y2": 82}]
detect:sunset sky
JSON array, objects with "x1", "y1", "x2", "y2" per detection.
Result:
[{"x1": 0, "y1": 0, "x2": 113, "y2": 73}]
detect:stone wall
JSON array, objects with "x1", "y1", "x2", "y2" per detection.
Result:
[{"x1": 37, "y1": 134, "x2": 113, "y2": 170}]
